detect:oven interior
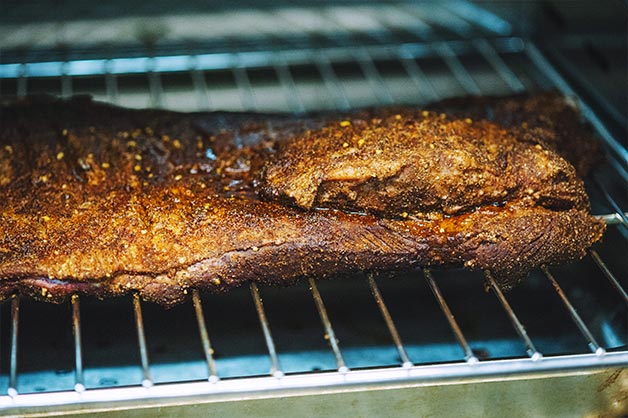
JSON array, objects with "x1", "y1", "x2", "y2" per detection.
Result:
[{"x1": 0, "y1": 1, "x2": 627, "y2": 416}]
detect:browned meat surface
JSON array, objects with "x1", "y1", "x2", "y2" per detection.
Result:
[
  {"x1": 427, "y1": 92, "x2": 603, "y2": 177},
  {"x1": 0, "y1": 95, "x2": 605, "y2": 306},
  {"x1": 259, "y1": 110, "x2": 587, "y2": 217}
]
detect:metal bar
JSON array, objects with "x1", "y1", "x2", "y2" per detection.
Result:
[
  {"x1": 61, "y1": 62, "x2": 73, "y2": 98},
  {"x1": 354, "y1": 4, "x2": 439, "y2": 106},
  {"x1": 232, "y1": 65, "x2": 257, "y2": 111},
  {"x1": 596, "y1": 212, "x2": 628, "y2": 226},
  {"x1": 525, "y1": 42, "x2": 628, "y2": 168},
  {"x1": 132, "y1": 294, "x2": 153, "y2": 388},
  {"x1": 8, "y1": 295, "x2": 19, "y2": 397},
  {"x1": 607, "y1": 154, "x2": 628, "y2": 185},
  {"x1": 593, "y1": 177, "x2": 628, "y2": 228},
  {"x1": 399, "y1": 3, "x2": 471, "y2": 39},
  {"x1": 71, "y1": 295, "x2": 85, "y2": 392},
  {"x1": 274, "y1": 57, "x2": 306, "y2": 114},
  {"x1": 3, "y1": 351, "x2": 628, "y2": 410},
  {"x1": 104, "y1": 61, "x2": 119, "y2": 105},
  {"x1": 355, "y1": 5, "x2": 417, "y2": 45},
  {"x1": 245, "y1": 8, "x2": 303, "y2": 50},
  {"x1": 485, "y1": 272, "x2": 542, "y2": 360},
  {"x1": 541, "y1": 266, "x2": 605, "y2": 356},
  {"x1": 192, "y1": 290, "x2": 219, "y2": 382},
  {"x1": 147, "y1": 69, "x2": 164, "y2": 108},
  {"x1": 354, "y1": 47, "x2": 394, "y2": 105},
  {"x1": 308, "y1": 278, "x2": 349, "y2": 373},
  {"x1": 61, "y1": 76, "x2": 72, "y2": 97},
  {"x1": 472, "y1": 38, "x2": 525, "y2": 92},
  {"x1": 440, "y1": 0, "x2": 512, "y2": 35},
  {"x1": 323, "y1": 7, "x2": 392, "y2": 45},
  {"x1": 385, "y1": 3, "x2": 433, "y2": 40},
  {"x1": 356, "y1": 11, "x2": 436, "y2": 105},
  {"x1": 0, "y1": 39, "x2": 527, "y2": 79},
  {"x1": 549, "y1": 47, "x2": 626, "y2": 129},
  {"x1": 424, "y1": 269, "x2": 478, "y2": 363},
  {"x1": 367, "y1": 274, "x2": 413, "y2": 368},
  {"x1": 397, "y1": 51, "x2": 439, "y2": 103},
  {"x1": 435, "y1": 42, "x2": 482, "y2": 95},
  {"x1": 190, "y1": 68, "x2": 211, "y2": 111},
  {"x1": 250, "y1": 283, "x2": 283, "y2": 378},
  {"x1": 590, "y1": 250, "x2": 628, "y2": 305},
  {"x1": 315, "y1": 52, "x2": 351, "y2": 110},
  {"x1": 273, "y1": 6, "x2": 355, "y2": 47},
  {"x1": 16, "y1": 64, "x2": 27, "y2": 97}
]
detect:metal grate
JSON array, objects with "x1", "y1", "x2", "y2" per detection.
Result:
[{"x1": 0, "y1": 2, "x2": 627, "y2": 415}]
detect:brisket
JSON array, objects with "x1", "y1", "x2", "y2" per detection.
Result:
[
  {"x1": 0, "y1": 94, "x2": 605, "y2": 305},
  {"x1": 427, "y1": 92, "x2": 603, "y2": 176}
]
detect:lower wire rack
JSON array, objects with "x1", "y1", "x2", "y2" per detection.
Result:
[{"x1": 0, "y1": 228, "x2": 627, "y2": 410}]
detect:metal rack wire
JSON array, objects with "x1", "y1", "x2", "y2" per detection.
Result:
[{"x1": 0, "y1": 2, "x2": 627, "y2": 416}]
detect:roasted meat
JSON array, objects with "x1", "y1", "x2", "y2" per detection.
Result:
[
  {"x1": 0, "y1": 94, "x2": 605, "y2": 305},
  {"x1": 259, "y1": 110, "x2": 588, "y2": 217},
  {"x1": 427, "y1": 92, "x2": 603, "y2": 176}
]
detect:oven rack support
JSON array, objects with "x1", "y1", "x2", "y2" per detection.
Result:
[{"x1": 2, "y1": 215, "x2": 626, "y2": 398}]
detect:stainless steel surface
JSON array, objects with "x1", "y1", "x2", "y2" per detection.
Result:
[
  {"x1": 486, "y1": 272, "x2": 541, "y2": 361},
  {"x1": 132, "y1": 294, "x2": 153, "y2": 388},
  {"x1": 367, "y1": 273, "x2": 413, "y2": 368},
  {"x1": 70, "y1": 296, "x2": 85, "y2": 393},
  {"x1": 590, "y1": 250, "x2": 628, "y2": 305},
  {"x1": 423, "y1": 269, "x2": 478, "y2": 364},
  {"x1": 250, "y1": 283, "x2": 283, "y2": 378},
  {"x1": 191, "y1": 290, "x2": 219, "y2": 382},
  {"x1": 0, "y1": 1, "x2": 627, "y2": 416},
  {"x1": 595, "y1": 177, "x2": 628, "y2": 224},
  {"x1": 541, "y1": 266, "x2": 605, "y2": 356},
  {"x1": 308, "y1": 278, "x2": 349, "y2": 374},
  {"x1": 8, "y1": 296, "x2": 19, "y2": 398}
]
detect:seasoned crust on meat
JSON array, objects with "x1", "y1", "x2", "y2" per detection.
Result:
[
  {"x1": 0, "y1": 94, "x2": 605, "y2": 305},
  {"x1": 258, "y1": 111, "x2": 588, "y2": 217},
  {"x1": 427, "y1": 92, "x2": 603, "y2": 176}
]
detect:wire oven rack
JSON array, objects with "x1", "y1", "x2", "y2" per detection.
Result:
[{"x1": 0, "y1": 2, "x2": 627, "y2": 416}]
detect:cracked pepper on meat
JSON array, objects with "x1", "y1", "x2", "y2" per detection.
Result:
[{"x1": 0, "y1": 93, "x2": 605, "y2": 305}]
